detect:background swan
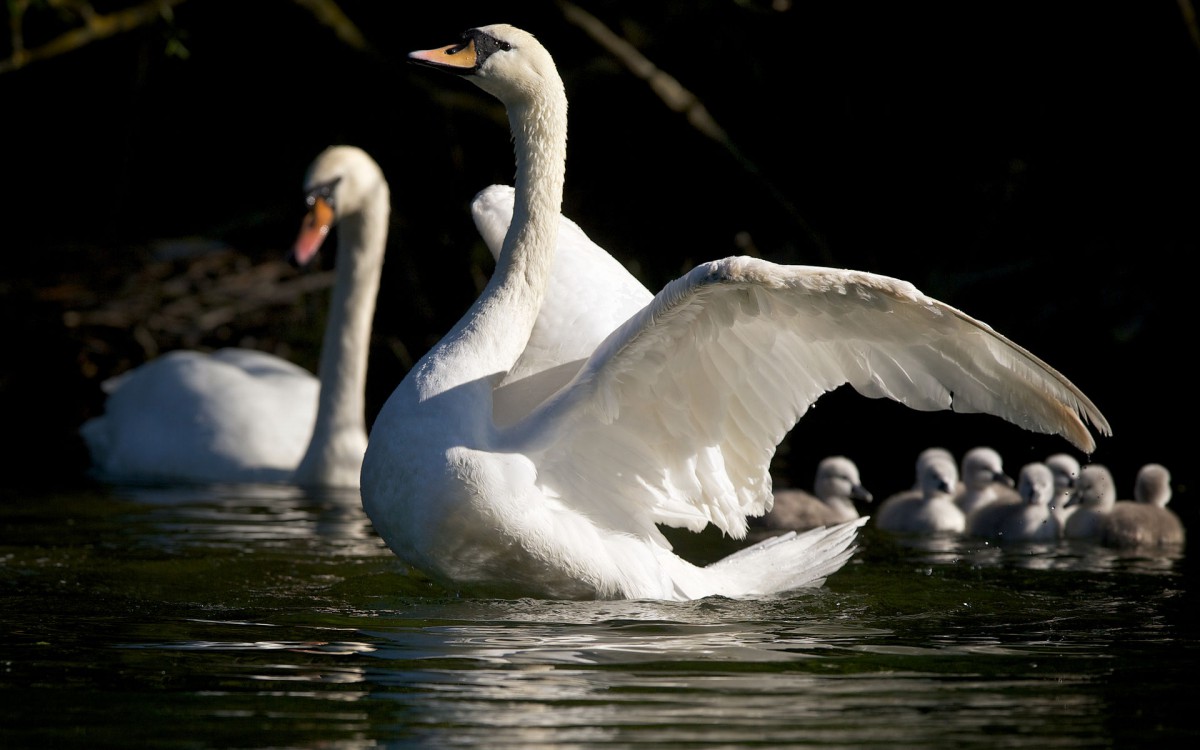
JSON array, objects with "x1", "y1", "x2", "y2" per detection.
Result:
[
  {"x1": 471, "y1": 184, "x2": 652, "y2": 379},
  {"x1": 80, "y1": 145, "x2": 387, "y2": 488},
  {"x1": 362, "y1": 24, "x2": 1109, "y2": 602}
]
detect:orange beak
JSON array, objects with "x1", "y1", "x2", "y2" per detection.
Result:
[
  {"x1": 291, "y1": 195, "x2": 334, "y2": 267},
  {"x1": 408, "y1": 38, "x2": 479, "y2": 72}
]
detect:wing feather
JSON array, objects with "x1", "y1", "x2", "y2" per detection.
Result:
[{"x1": 499, "y1": 255, "x2": 1108, "y2": 540}]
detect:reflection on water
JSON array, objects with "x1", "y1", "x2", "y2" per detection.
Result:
[
  {"x1": 0, "y1": 482, "x2": 1194, "y2": 747},
  {"x1": 115, "y1": 482, "x2": 383, "y2": 556},
  {"x1": 869, "y1": 527, "x2": 1186, "y2": 574}
]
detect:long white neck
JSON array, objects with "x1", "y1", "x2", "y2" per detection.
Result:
[
  {"x1": 294, "y1": 188, "x2": 389, "y2": 486},
  {"x1": 420, "y1": 82, "x2": 568, "y2": 393}
]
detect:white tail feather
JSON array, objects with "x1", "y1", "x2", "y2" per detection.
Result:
[{"x1": 704, "y1": 517, "x2": 868, "y2": 596}]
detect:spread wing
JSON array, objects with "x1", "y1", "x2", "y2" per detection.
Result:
[{"x1": 501, "y1": 255, "x2": 1110, "y2": 540}]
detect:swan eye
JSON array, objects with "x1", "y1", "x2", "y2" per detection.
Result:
[
  {"x1": 306, "y1": 178, "x2": 340, "y2": 209},
  {"x1": 469, "y1": 30, "x2": 513, "y2": 62}
]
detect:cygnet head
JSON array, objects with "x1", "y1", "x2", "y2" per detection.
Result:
[
  {"x1": 1134, "y1": 463, "x2": 1172, "y2": 508},
  {"x1": 1045, "y1": 453, "x2": 1081, "y2": 492},
  {"x1": 919, "y1": 453, "x2": 959, "y2": 499},
  {"x1": 813, "y1": 456, "x2": 872, "y2": 504},
  {"x1": 960, "y1": 446, "x2": 1014, "y2": 490},
  {"x1": 1018, "y1": 462, "x2": 1056, "y2": 507},
  {"x1": 914, "y1": 447, "x2": 955, "y2": 483},
  {"x1": 1067, "y1": 464, "x2": 1116, "y2": 511}
]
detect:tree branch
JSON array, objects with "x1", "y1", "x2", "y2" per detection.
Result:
[
  {"x1": 555, "y1": 0, "x2": 832, "y2": 262},
  {"x1": 1, "y1": 0, "x2": 187, "y2": 74},
  {"x1": 1, "y1": 0, "x2": 369, "y2": 74}
]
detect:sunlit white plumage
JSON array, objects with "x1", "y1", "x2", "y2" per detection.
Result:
[
  {"x1": 80, "y1": 145, "x2": 387, "y2": 488},
  {"x1": 471, "y1": 183, "x2": 653, "y2": 379},
  {"x1": 361, "y1": 24, "x2": 1108, "y2": 601}
]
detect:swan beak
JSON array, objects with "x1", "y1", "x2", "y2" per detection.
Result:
[
  {"x1": 409, "y1": 39, "x2": 479, "y2": 72},
  {"x1": 291, "y1": 196, "x2": 334, "y2": 268}
]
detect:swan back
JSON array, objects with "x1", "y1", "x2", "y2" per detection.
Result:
[
  {"x1": 471, "y1": 184, "x2": 653, "y2": 385},
  {"x1": 81, "y1": 350, "x2": 318, "y2": 484}
]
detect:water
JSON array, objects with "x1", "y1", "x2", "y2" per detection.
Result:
[{"x1": 2, "y1": 482, "x2": 1195, "y2": 748}]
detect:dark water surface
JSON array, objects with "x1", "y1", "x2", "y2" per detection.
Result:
[{"x1": 2, "y1": 483, "x2": 1195, "y2": 748}]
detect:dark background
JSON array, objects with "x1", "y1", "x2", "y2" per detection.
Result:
[{"x1": 3, "y1": 1, "x2": 1196, "y2": 528}]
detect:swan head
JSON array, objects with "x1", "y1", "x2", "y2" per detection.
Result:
[
  {"x1": 408, "y1": 24, "x2": 562, "y2": 108},
  {"x1": 291, "y1": 145, "x2": 387, "y2": 267}
]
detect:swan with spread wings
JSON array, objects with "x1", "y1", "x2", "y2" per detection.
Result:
[{"x1": 361, "y1": 24, "x2": 1109, "y2": 601}]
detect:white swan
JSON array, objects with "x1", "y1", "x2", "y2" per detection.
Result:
[
  {"x1": 80, "y1": 145, "x2": 388, "y2": 488},
  {"x1": 749, "y1": 456, "x2": 872, "y2": 536},
  {"x1": 954, "y1": 446, "x2": 1018, "y2": 516},
  {"x1": 875, "y1": 450, "x2": 965, "y2": 534},
  {"x1": 1100, "y1": 463, "x2": 1185, "y2": 548},
  {"x1": 361, "y1": 24, "x2": 1109, "y2": 601},
  {"x1": 1062, "y1": 463, "x2": 1117, "y2": 540},
  {"x1": 967, "y1": 461, "x2": 1061, "y2": 542}
]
